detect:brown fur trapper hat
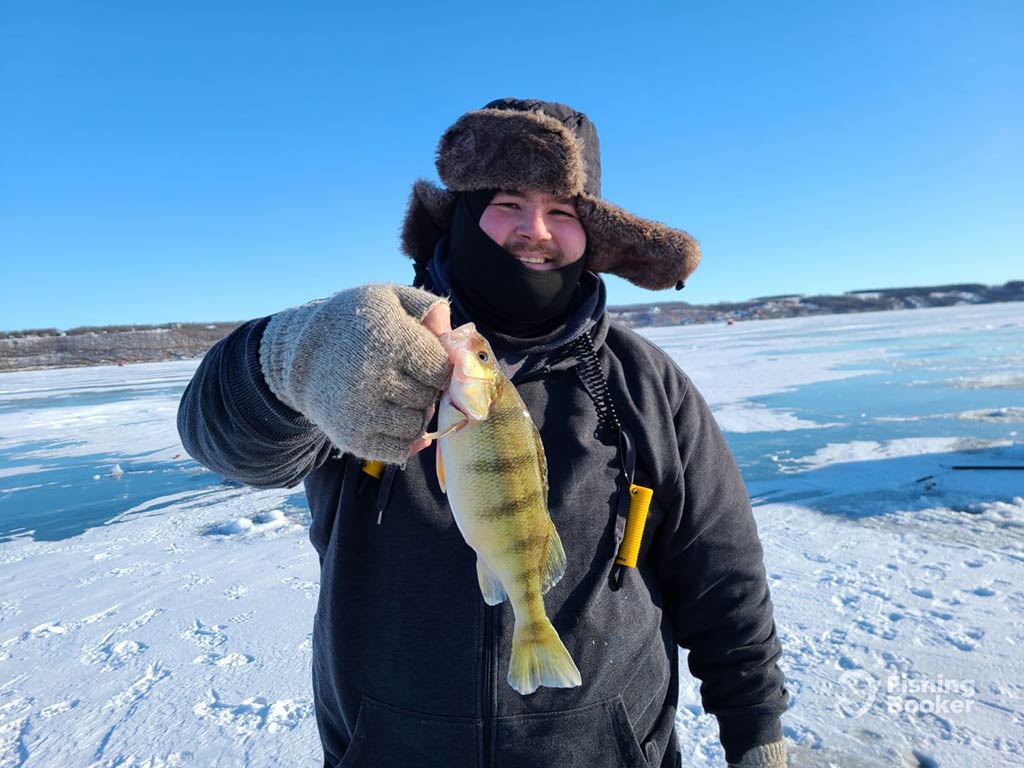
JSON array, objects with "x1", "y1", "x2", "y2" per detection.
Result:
[{"x1": 400, "y1": 98, "x2": 701, "y2": 290}]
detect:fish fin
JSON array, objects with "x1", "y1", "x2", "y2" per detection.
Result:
[
  {"x1": 528, "y1": 418, "x2": 548, "y2": 500},
  {"x1": 508, "y1": 616, "x2": 581, "y2": 695},
  {"x1": 422, "y1": 417, "x2": 468, "y2": 441},
  {"x1": 476, "y1": 557, "x2": 508, "y2": 606},
  {"x1": 540, "y1": 519, "x2": 567, "y2": 595},
  {"x1": 435, "y1": 445, "x2": 446, "y2": 494}
]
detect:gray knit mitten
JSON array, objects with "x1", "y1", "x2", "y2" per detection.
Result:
[
  {"x1": 728, "y1": 739, "x2": 787, "y2": 767},
  {"x1": 259, "y1": 283, "x2": 451, "y2": 464}
]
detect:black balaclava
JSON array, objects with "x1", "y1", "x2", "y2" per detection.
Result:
[{"x1": 448, "y1": 190, "x2": 587, "y2": 338}]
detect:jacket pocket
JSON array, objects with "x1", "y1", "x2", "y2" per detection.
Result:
[
  {"x1": 495, "y1": 695, "x2": 649, "y2": 768},
  {"x1": 338, "y1": 694, "x2": 477, "y2": 768}
]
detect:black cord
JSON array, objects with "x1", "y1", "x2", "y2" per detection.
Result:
[{"x1": 570, "y1": 331, "x2": 621, "y2": 436}]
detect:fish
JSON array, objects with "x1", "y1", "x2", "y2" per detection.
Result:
[{"x1": 430, "y1": 322, "x2": 582, "y2": 696}]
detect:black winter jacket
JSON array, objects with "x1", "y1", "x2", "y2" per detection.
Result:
[{"x1": 177, "y1": 271, "x2": 787, "y2": 768}]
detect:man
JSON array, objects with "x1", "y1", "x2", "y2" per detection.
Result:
[{"x1": 178, "y1": 98, "x2": 788, "y2": 767}]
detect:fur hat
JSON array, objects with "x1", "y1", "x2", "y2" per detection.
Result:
[{"x1": 400, "y1": 98, "x2": 701, "y2": 290}]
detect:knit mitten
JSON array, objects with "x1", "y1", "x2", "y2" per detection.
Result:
[
  {"x1": 260, "y1": 283, "x2": 451, "y2": 463},
  {"x1": 728, "y1": 739, "x2": 787, "y2": 767}
]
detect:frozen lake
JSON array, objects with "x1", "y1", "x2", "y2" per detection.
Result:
[{"x1": 1, "y1": 302, "x2": 1022, "y2": 766}]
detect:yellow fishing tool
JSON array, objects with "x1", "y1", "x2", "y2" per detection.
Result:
[
  {"x1": 361, "y1": 460, "x2": 386, "y2": 479},
  {"x1": 615, "y1": 484, "x2": 653, "y2": 568}
]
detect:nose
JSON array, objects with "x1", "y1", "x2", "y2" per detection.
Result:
[{"x1": 514, "y1": 207, "x2": 552, "y2": 243}]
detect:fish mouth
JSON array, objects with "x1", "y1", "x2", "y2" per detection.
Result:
[{"x1": 439, "y1": 323, "x2": 477, "y2": 352}]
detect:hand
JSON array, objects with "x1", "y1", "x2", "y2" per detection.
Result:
[
  {"x1": 728, "y1": 739, "x2": 787, "y2": 768},
  {"x1": 407, "y1": 300, "x2": 452, "y2": 458},
  {"x1": 259, "y1": 284, "x2": 453, "y2": 464}
]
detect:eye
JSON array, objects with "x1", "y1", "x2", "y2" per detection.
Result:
[{"x1": 477, "y1": 351, "x2": 489, "y2": 362}]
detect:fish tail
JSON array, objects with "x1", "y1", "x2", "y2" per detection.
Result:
[{"x1": 507, "y1": 617, "x2": 581, "y2": 695}]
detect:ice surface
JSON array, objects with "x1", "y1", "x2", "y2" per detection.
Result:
[{"x1": 1, "y1": 302, "x2": 1022, "y2": 766}]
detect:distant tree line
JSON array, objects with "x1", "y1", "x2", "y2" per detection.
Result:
[
  {"x1": 0, "y1": 322, "x2": 240, "y2": 340},
  {"x1": 608, "y1": 280, "x2": 1024, "y2": 328},
  {"x1": 0, "y1": 323, "x2": 243, "y2": 371},
  {"x1": 1, "y1": 280, "x2": 1021, "y2": 371}
]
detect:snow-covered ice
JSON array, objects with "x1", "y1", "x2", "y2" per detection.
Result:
[{"x1": 1, "y1": 302, "x2": 1022, "y2": 766}]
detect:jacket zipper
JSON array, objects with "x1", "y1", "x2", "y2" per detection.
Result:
[{"x1": 482, "y1": 604, "x2": 495, "y2": 768}]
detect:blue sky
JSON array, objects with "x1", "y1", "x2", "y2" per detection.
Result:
[{"x1": 1, "y1": 1, "x2": 1021, "y2": 330}]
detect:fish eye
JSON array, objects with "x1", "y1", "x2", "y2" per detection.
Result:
[{"x1": 477, "y1": 351, "x2": 489, "y2": 362}]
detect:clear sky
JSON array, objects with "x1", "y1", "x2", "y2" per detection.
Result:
[{"x1": 1, "y1": 1, "x2": 1021, "y2": 330}]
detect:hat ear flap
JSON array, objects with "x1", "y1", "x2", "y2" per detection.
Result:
[
  {"x1": 401, "y1": 180, "x2": 456, "y2": 264},
  {"x1": 577, "y1": 195, "x2": 701, "y2": 290}
]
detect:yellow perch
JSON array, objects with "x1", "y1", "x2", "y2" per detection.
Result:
[{"x1": 432, "y1": 323, "x2": 582, "y2": 695}]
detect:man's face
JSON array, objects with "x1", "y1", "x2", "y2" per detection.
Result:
[{"x1": 478, "y1": 190, "x2": 587, "y2": 271}]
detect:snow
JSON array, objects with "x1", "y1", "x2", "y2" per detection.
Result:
[
  {"x1": 779, "y1": 437, "x2": 1011, "y2": 473},
  {"x1": 1, "y1": 302, "x2": 1023, "y2": 766},
  {"x1": 710, "y1": 403, "x2": 840, "y2": 433},
  {"x1": 946, "y1": 373, "x2": 1024, "y2": 390},
  {"x1": 956, "y1": 407, "x2": 1024, "y2": 423},
  {"x1": 0, "y1": 395, "x2": 186, "y2": 464}
]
